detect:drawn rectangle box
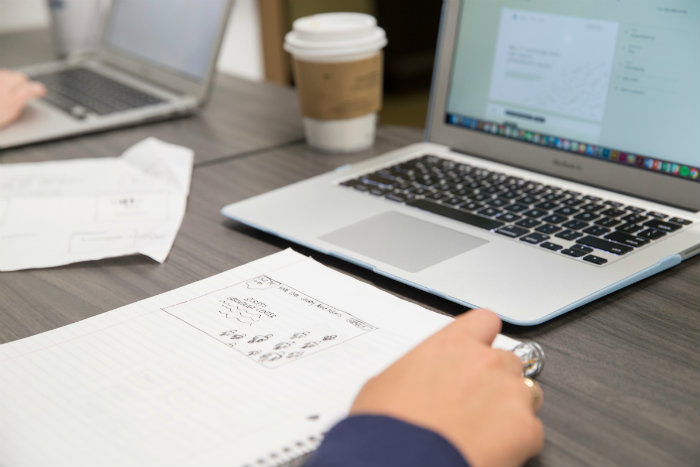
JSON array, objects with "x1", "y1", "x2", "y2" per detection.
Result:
[{"x1": 162, "y1": 275, "x2": 377, "y2": 368}]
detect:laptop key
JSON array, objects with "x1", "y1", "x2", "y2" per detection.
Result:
[
  {"x1": 562, "y1": 198, "x2": 585, "y2": 207},
  {"x1": 505, "y1": 203, "x2": 529, "y2": 213},
  {"x1": 617, "y1": 223, "x2": 643, "y2": 234},
  {"x1": 599, "y1": 208, "x2": 626, "y2": 217},
  {"x1": 534, "y1": 201, "x2": 558, "y2": 210},
  {"x1": 540, "y1": 241, "x2": 563, "y2": 251},
  {"x1": 523, "y1": 208, "x2": 548, "y2": 218},
  {"x1": 541, "y1": 214, "x2": 568, "y2": 224},
  {"x1": 495, "y1": 225, "x2": 529, "y2": 238},
  {"x1": 577, "y1": 235, "x2": 632, "y2": 255},
  {"x1": 461, "y1": 201, "x2": 483, "y2": 211},
  {"x1": 477, "y1": 207, "x2": 502, "y2": 217},
  {"x1": 555, "y1": 229, "x2": 583, "y2": 241},
  {"x1": 516, "y1": 218, "x2": 541, "y2": 229},
  {"x1": 583, "y1": 225, "x2": 610, "y2": 237},
  {"x1": 520, "y1": 232, "x2": 549, "y2": 244},
  {"x1": 647, "y1": 211, "x2": 668, "y2": 219},
  {"x1": 643, "y1": 219, "x2": 682, "y2": 232},
  {"x1": 595, "y1": 217, "x2": 622, "y2": 228},
  {"x1": 580, "y1": 203, "x2": 605, "y2": 212},
  {"x1": 573, "y1": 211, "x2": 598, "y2": 222},
  {"x1": 536, "y1": 223, "x2": 562, "y2": 234},
  {"x1": 621, "y1": 213, "x2": 648, "y2": 224},
  {"x1": 605, "y1": 231, "x2": 650, "y2": 248},
  {"x1": 496, "y1": 212, "x2": 522, "y2": 223},
  {"x1": 637, "y1": 228, "x2": 666, "y2": 240},
  {"x1": 669, "y1": 217, "x2": 692, "y2": 225},
  {"x1": 560, "y1": 248, "x2": 586, "y2": 258},
  {"x1": 407, "y1": 199, "x2": 504, "y2": 230},
  {"x1": 385, "y1": 192, "x2": 412, "y2": 203},
  {"x1": 554, "y1": 206, "x2": 578, "y2": 216},
  {"x1": 583, "y1": 255, "x2": 608, "y2": 265},
  {"x1": 562, "y1": 219, "x2": 589, "y2": 230},
  {"x1": 571, "y1": 244, "x2": 593, "y2": 254},
  {"x1": 603, "y1": 200, "x2": 624, "y2": 207}
]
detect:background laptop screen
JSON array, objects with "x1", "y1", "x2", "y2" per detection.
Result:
[
  {"x1": 104, "y1": 0, "x2": 228, "y2": 81},
  {"x1": 445, "y1": 0, "x2": 700, "y2": 182}
]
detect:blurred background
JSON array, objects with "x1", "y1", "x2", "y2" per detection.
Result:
[{"x1": 0, "y1": 0, "x2": 442, "y2": 128}]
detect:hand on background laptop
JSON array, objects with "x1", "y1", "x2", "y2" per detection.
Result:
[
  {"x1": 350, "y1": 309, "x2": 544, "y2": 467},
  {"x1": 0, "y1": 69, "x2": 46, "y2": 128}
]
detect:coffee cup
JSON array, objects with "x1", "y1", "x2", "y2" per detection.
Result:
[
  {"x1": 284, "y1": 13, "x2": 387, "y2": 153},
  {"x1": 47, "y1": 0, "x2": 107, "y2": 58}
]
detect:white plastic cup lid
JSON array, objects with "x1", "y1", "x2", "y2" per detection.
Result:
[{"x1": 284, "y1": 12, "x2": 387, "y2": 58}]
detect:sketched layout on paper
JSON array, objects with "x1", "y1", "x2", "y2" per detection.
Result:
[{"x1": 162, "y1": 275, "x2": 377, "y2": 368}]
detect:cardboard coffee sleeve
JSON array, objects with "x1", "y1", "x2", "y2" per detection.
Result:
[{"x1": 293, "y1": 53, "x2": 383, "y2": 121}]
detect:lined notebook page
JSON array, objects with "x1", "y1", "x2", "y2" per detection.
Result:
[{"x1": 0, "y1": 249, "x2": 519, "y2": 467}]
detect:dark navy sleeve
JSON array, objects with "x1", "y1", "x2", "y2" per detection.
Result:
[{"x1": 305, "y1": 414, "x2": 470, "y2": 467}]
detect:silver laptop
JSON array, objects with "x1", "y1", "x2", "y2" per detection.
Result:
[
  {"x1": 0, "y1": 0, "x2": 232, "y2": 149},
  {"x1": 222, "y1": 0, "x2": 700, "y2": 325}
]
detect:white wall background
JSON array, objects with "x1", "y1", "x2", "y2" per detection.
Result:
[{"x1": 0, "y1": 0, "x2": 264, "y2": 81}]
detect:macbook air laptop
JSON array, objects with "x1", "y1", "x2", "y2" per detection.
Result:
[
  {"x1": 222, "y1": 0, "x2": 700, "y2": 325},
  {"x1": 0, "y1": 0, "x2": 232, "y2": 149}
]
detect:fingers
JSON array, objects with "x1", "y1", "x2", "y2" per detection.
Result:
[
  {"x1": 446, "y1": 308, "x2": 502, "y2": 345},
  {"x1": 0, "y1": 69, "x2": 28, "y2": 94},
  {"x1": 495, "y1": 348, "x2": 525, "y2": 376},
  {"x1": 522, "y1": 377, "x2": 544, "y2": 412},
  {"x1": 13, "y1": 81, "x2": 46, "y2": 101},
  {"x1": 0, "y1": 70, "x2": 46, "y2": 128}
]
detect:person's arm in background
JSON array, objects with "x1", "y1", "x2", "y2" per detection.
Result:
[
  {"x1": 0, "y1": 69, "x2": 46, "y2": 128},
  {"x1": 307, "y1": 309, "x2": 544, "y2": 467}
]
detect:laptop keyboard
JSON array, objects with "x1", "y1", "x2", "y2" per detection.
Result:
[
  {"x1": 340, "y1": 154, "x2": 693, "y2": 266},
  {"x1": 32, "y1": 67, "x2": 165, "y2": 119}
]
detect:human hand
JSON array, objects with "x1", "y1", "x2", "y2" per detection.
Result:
[
  {"x1": 0, "y1": 69, "x2": 46, "y2": 128},
  {"x1": 350, "y1": 309, "x2": 544, "y2": 467}
]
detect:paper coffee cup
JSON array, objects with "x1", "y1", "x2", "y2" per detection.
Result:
[
  {"x1": 48, "y1": 0, "x2": 106, "y2": 58},
  {"x1": 284, "y1": 13, "x2": 387, "y2": 153}
]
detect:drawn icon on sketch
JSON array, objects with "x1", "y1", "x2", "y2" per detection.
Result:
[
  {"x1": 245, "y1": 276, "x2": 276, "y2": 289},
  {"x1": 259, "y1": 352, "x2": 284, "y2": 362},
  {"x1": 219, "y1": 329, "x2": 246, "y2": 340},
  {"x1": 248, "y1": 334, "x2": 273, "y2": 344}
]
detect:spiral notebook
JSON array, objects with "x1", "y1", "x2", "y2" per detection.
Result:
[{"x1": 0, "y1": 249, "x2": 519, "y2": 466}]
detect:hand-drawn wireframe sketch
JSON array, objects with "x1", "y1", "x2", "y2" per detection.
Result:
[{"x1": 162, "y1": 274, "x2": 377, "y2": 368}]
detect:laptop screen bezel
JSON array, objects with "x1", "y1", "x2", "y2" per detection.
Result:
[
  {"x1": 426, "y1": 0, "x2": 700, "y2": 212},
  {"x1": 94, "y1": 0, "x2": 233, "y2": 103}
]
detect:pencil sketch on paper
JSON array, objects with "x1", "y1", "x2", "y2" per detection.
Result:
[{"x1": 162, "y1": 275, "x2": 377, "y2": 368}]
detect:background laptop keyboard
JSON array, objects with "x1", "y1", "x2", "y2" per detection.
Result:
[
  {"x1": 33, "y1": 67, "x2": 164, "y2": 119},
  {"x1": 341, "y1": 155, "x2": 693, "y2": 266}
]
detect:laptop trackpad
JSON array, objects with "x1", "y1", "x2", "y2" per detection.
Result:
[{"x1": 320, "y1": 211, "x2": 488, "y2": 273}]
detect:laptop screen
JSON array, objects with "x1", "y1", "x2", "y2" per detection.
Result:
[
  {"x1": 444, "y1": 0, "x2": 700, "y2": 183},
  {"x1": 104, "y1": 0, "x2": 229, "y2": 81}
]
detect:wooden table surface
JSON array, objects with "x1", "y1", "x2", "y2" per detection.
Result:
[{"x1": 1, "y1": 29, "x2": 698, "y2": 467}]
